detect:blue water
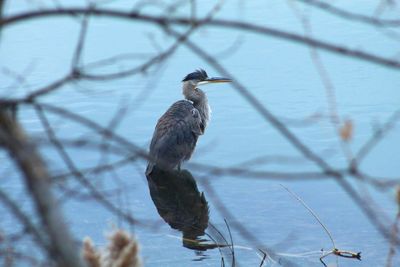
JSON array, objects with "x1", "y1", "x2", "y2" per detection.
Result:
[{"x1": 1, "y1": 1, "x2": 400, "y2": 266}]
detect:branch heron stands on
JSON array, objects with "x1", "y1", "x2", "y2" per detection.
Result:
[{"x1": 146, "y1": 69, "x2": 231, "y2": 175}]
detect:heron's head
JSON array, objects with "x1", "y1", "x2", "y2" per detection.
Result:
[
  {"x1": 181, "y1": 69, "x2": 231, "y2": 103},
  {"x1": 182, "y1": 69, "x2": 232, "y2": 86}
]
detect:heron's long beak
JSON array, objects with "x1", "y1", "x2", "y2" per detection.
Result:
[{"x1": 199, "y1": 77, "x2": 232, "y2": 85}]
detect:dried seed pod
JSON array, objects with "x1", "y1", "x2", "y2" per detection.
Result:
[
  {"x1": 340, "y1": 119, "x2": 353, "y2": 142},
  {"x1": 82, "y1": 237, "x2": 101, "y2": 267}
]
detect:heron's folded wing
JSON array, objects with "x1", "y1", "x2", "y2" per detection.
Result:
[{"x1": 149, "y1": 100, "x2": 201, "y2": 167}]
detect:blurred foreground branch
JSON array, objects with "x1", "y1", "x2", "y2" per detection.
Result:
[{"x1": 0, "y1": 109, "x2": 86, "y2": 267}]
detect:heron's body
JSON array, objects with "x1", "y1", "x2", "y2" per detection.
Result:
[{"x1": 146, "y1": 69, "x2": 230, "y2": 175}]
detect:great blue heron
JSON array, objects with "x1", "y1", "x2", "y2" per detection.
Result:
[{"x1": 146, "y1": 69, "x2": 231, "y2": 175}]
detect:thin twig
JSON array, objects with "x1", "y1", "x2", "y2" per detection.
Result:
[
  {"x1": 0, "y1": 188, "x2": 50, "y2": 253},
  {"x1": 71, "y1": 15, "x2": 89, "y2": 69},
  {"x1": 34, "y1": 103, "x2": 145, "y2": 227},
  {"x1": 280, "y1": 185, "x2": 335, "y2": 248},
  {"x1": 297, "y1": 0, "x2": 400, "y2": 27},
  {"x1": 258, "y1": 249, "x2": 267, "y2": 267},
  {"x1": 353, "y1": 108, "x2": 400, "y2": 167},
  {"x1": 224, "y1": 219, "x2": 235, "y2": 267}
]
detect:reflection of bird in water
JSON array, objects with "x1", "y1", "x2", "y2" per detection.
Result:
[
  {"x1": 146, "y1": 166, "x2": 210, "y2": 250},
  {"x1": 146, "y1": 69, "x2": 231, "y2": 175}
]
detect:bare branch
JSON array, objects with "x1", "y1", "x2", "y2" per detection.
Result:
[
  {"x1": 1, "y1": 8, "x2": 400, "y2": 70},
  {"x1": 297, "y1": 0, "x2": 400, "y2": 27},
  {"x1": 0, "y1": 188, "x2": 49, "y2": 253},
  {"x1": 0, "y1": 73, "x2": 74, "y2": 105},
  {"x1": 353, "y1": 109, "x2": 400, "y2": 167},
  {"x1": 0, "y1": 110, "x2": 86, "y2": 267},
  {"x1": 33, "y1": 103, "x2": 144, "y2": 227},
  {"x1": 71, "y1": 15, "x2": 89, "y2": 69}
]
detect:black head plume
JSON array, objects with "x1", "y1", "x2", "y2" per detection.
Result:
[{"x1": 182, "y1": 69, "x2": 208, "y2": 82}]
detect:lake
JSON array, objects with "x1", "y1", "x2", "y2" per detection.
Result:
[{"x1": 1, "y1": 0, "x2": 400, "y2": 266}]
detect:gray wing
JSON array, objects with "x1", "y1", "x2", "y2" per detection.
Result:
[{"x1": 146, "y1": 100, "x2": 203, "y2": 174}]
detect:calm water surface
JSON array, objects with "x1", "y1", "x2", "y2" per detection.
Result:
[{"x1": 1, "y1": 1, "x2": 400, "y2": 266}]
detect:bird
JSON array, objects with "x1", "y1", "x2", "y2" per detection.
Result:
[{"x1": 146, "y1": 69, "x2": 231, "y2": 175}]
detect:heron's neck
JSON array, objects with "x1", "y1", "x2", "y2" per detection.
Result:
[
  {"x1": 182, "y1": 82, "x2": 211, "y2": 128},
  {"x1": 193, "y1": 90, "x2": 210, "y2": 129}
]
